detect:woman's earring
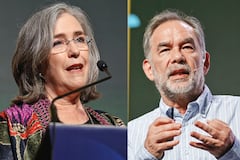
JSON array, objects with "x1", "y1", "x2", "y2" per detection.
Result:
[{"x1": 39, "y1": 73, "x2": 45, "y2": 80}]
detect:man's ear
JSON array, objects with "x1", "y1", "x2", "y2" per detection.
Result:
[
  {"x1": 142, "y1": 59, "x2": 155, "y2": 81},
  {"x1": 203, "y1": 52, "x2": 210, "y2": 75}
]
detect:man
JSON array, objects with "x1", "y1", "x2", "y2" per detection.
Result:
[{"x1": 128, "y1": 9, "x2": 240, "y2": 160}]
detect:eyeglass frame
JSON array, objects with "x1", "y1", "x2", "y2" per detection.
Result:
[{"x1": 51, "y1": 35, "x2": 92, "y2": 54}]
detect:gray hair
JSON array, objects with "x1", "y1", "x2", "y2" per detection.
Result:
[
  {"x1": 143, "y1": 9, "x2": 206, "y2": 59},
  {"x1": 12, "y1": 2, "x2": 100, "y2": 104}
]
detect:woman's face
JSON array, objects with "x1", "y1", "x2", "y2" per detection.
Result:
[{"x1": 45, "y1": 13, "x2": 89, "y2": 97}]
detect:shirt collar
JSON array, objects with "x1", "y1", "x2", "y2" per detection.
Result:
[{"x1": 159, "y1": 85, "x2": 213, "y2": 118}]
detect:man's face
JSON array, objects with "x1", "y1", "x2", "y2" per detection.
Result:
[{"x1": 143, "y1": 20, "x2": 209, "y2": 100}]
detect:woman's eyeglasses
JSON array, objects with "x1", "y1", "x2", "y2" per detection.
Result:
[{"x1": 51, "y1": 36, "x2": 92, "y2": 54}]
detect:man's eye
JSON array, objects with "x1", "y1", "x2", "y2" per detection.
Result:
[
  {"x1": 183, "y1": 46, "x2": 193, "y2": 49},
  {"x1": 160, "y1": 48, "x2": 170, "y2": 53},
  {"x1": 53, "y1": 40, "x2": 64, "y2": 47},
  {"x1": 182, "y1": 45, "x2": 194, "y2": 51}
]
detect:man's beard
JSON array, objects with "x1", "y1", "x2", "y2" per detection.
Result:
[{"x1": 152, "y1": 64, "x2": 205, "y2": 102}]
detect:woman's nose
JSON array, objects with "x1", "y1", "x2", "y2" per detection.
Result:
[{"x1": 67, "y1": 41, "x2": 80, "y2": 58}]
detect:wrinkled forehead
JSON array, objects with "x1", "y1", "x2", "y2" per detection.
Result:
[
  {"x1": 150, "y1": 20, "x2": 196, "y2": 46},
  {"x1": 152, "y1": 20, "x2": 194, "y2": 39}
]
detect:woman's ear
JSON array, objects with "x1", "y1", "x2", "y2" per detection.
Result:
[{"x1": 142, "y1": 59, "x2": 155, "y2": 81}]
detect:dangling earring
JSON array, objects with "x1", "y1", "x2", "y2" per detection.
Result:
[{"x1": 39, "y1": 73, "x2": 45, "y2": 81}]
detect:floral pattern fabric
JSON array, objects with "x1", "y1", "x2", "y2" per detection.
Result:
[{"x1": 0, "y1": 98, "x2": 124, "y2": 160}]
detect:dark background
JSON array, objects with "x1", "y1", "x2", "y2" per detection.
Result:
[
  {"x1": 0, "y1": 0, "x2": 127, "y2": 123},
  {"x1": 129, "y1": 0, "x2": 240, "y2": 120},
  {"x1": 2, "y1": 0, "x2": 239, "y2": 123}
]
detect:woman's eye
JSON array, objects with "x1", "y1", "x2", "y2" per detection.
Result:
[
  {"x1": 76, "y1": 36, "x2": 85, "y2": 43},
  {"x1": 53, "y1": 40, "x2": 63, "y2": 47}
]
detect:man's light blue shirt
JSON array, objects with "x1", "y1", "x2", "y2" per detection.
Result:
[{"x1": 128, "y1": 85, "x2": 240, "y2": 160}]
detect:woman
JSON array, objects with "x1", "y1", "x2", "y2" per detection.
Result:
[{"x1": 0, "y1": 2, "x2": 124, "y2": 159}]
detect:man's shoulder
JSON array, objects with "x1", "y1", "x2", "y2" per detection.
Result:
[
  {"x1": 128, "y1": 107, "x2": 159, "y2": 126},
  {"x1": 212, "y1": 95, "x2": 240, "y2": 103}
]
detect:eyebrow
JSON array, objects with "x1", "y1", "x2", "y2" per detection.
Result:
[
  {"x1": 53, "y1": 31, "x2": 85, "y2": 39},
  {"x1": 156, "y1": 41, "x2": 170, "y2": 52},
  {"x1": 156, "y1": 37, "x2": 195, "y2": 50},
  {"x1": 180, "y1": 37, "x2": 195, "y2": 46}
]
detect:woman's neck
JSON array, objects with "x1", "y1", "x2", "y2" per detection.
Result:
[{"x1": 55, "y1": 100, "x2": 89, "y2": 124}]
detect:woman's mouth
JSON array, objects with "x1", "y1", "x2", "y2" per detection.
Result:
[{"x1": 66, "y1": 63, "x2": 83, "y2": 71}]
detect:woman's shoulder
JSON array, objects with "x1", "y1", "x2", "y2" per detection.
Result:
[
  {"x1": 3, "y1": 103, "x2": 34, "y2": 124},
  {"x1": 1, "y1": 102, "x2": 47, "y2": 136},
  {"x1": 85, "y1": 106, "x2": 125, "y2": 127},
  {"x1": 0, "y1": 103, "x2": 46, "y2": 159},
  {"x1": 98, "y1": 110, "x2": 125, "y2": 127}
]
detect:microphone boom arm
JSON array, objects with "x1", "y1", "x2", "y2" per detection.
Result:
[
  {"x1": 50, "y1": 60, "x2": 112, "y2": 122},
  {"x1": 52, "y1": 74, "x2": 112, "y2": 104}
]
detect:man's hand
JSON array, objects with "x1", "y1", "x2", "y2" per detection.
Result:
[
  {"x1": 190, "y1": 119, "x2": 235, "y2": 158},
  {"x1": 144, "y1": 117, "x2": 181, "y2": 158}
]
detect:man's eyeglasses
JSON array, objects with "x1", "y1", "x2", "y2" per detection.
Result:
[{"x1": 51, "y1": 36, "x2": 92, "y2": 54}]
